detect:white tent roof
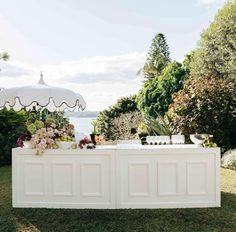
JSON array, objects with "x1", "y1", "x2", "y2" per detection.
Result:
[{"x1": 0, "y1": 73, "x2": 86, "y2": 112}]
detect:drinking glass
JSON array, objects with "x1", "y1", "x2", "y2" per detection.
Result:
[{"x1": 171, "y1": 135, "x2": 185, "y2": 144}]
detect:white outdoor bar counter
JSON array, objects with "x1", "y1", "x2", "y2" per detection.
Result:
[{"x1": 12, "y1": 145, "x2": 220, "y2": 209}]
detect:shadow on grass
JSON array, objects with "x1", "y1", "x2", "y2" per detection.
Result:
[
  {"x1": 9, "y1": 192, "x2": 236, "y2": 232},
  {"x1": 1, "y1": 166, "x2": 236, "y2": 232}
]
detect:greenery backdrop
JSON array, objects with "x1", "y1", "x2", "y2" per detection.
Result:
[
  {"x1": 0, "y1": 109, "x2": 67, "y2": 166},
  {"x1": 97, "y1": 0, "x2": 236, "y2": 151},
  {"x1": 0, "y1": 110, "x2": 27, "y2": 165}
]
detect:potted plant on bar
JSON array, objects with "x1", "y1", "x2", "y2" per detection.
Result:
[
  {"x1": 90, "y1": 119, "x2": 101, "y2": 145},
  {"x1": 137, "y1": 122, "x2": 149, "y2": 145},
  {"x1": 56, "y1": 123, "x2": 76, "y2": 149}
]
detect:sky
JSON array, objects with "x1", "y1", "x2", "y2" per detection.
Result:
[{"x1": 0, "y1": 0, "x2": 226, "y2": 111}]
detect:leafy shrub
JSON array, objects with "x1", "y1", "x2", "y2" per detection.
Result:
[
  {"x1": 137, "y1": 62, "x2": 187, "y2": 118},
  {"x1": 222, "y1": 149, "x2": 236, "y2": 170},
  {"x1": 112, "y1": 111, "x2": 142, "y2": 140},
  {"x1": 0, "y1": 109, "x2": 27, "y2": 165},
  {"x1": 168, "y1": 76, "x2": 236, "y2": 149},
  {"x1": 97, "y1": 95, "x2": 138, "y2": 140},
  {"x1": 25, "y1": 110, "x2": 68, "y2": 129},
  {"x1": 143, "y1": 114, "x2": 175, "y2": 136}
]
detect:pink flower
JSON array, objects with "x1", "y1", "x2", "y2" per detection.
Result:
[
  {"x1": 51, "y1": 123, "x2": 56, "y2": 128},
  {"x1": 29, "y1": 121, "x2": 75, "y2": 155}
]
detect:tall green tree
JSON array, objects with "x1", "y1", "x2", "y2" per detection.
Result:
[
  {"x1": 137, "y1": 62, "x2": 187, "y2": 118},
  {"x1": 191, "y1": 0, "x2": 236, "y2": 80},
  {"x1": 142, "y1": 33, "x2": 171, "y2": 81}
]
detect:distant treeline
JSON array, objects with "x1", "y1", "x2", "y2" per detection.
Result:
[{"x1": 65, "y1": 111, "x2": 99, "y2": 118}]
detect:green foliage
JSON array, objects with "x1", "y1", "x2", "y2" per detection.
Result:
[
  {"x1": 91, "y1": 119, "x2": 100, "y2": 135},
  {"x1": 143, "y1": 114, "x2": 175, "y2": 136},
  {"x1": 25, "y1": 109, "x2": 68, "y2": 129},
  {"x1": 141, "y1": 33, "x2": 171, "y2": 81},
  {"x1": 27, "y1": 123, "x2": 37, "y2": 134},
  {"x1": 137, "y1": 62, "x2": 187, "y2": 118},
  {"x1": 137, "y1": 122, "x2": 149, "y2": 134},
  {"x1": 97, "y1": 95, "x2": 138, "y2": 140},
  {"x1": 34, "y1": 120, "x2": 44, "y2": 129},
  {"x1": 0, "y1": 109, "x2": 68, "y2": 165},
  {"x1": 183, "y1": 51, "x2": 195, "y2": 76},
  {"x1": 0, "y1": 109, "x2": 27, "y2": 165},
  {"x1": 168, "y1": 76, "x2": 236, "y2": 150},
  {"x1": 112, "y1": 111, "x2": 143, "y2": 140},
  {"x1": 0, "y1": 50, "x2": 9, "y2": 73},
  {"x1": 191, "y1": 0, "x2": 236, "y2": 80},
  {"x1": 0, "y1": 51, "x2": 9, "y2": 61}
]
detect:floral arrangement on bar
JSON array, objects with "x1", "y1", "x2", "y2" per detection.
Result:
[
  {"x1": 17, "y1": 117, "x2": 76, "y2": 155},
  {"x1": 79, "y1": 137, "x2": 95, "y2": 149},
  {"x1": 94, "y1": 135, "x2": 105, "y2": 145}
]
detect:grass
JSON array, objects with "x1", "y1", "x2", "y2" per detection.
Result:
[{"x1": 0, "y1": 166, "x2": 236, "y2": 232}]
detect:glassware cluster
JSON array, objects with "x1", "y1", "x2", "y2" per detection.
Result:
[{"x1": 146, "y1": 135, "x2": 185, "y2": 145}]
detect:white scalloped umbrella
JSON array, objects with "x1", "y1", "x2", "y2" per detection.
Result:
[{"x1": 0, "y1": 72, "x2": 86, "y2": 112}]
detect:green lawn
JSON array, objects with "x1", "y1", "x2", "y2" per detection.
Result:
[{"x1": 0, "y1": 166, "x2": 236, "y2": 232}]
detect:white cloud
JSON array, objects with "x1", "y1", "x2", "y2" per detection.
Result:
[
  {"x1": 0, "y1": 52, "x2": 145, "y2": 110},
  {"x1": 41, "y1": 52, "x2": 145, "y2": 84},
  {"x1": 0, "y1": 61, "x2": 33, "y2": 77}
]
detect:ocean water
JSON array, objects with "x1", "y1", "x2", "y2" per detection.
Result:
[{"x1": 69, "y1": 117, "x2": 96, "y2": 136}]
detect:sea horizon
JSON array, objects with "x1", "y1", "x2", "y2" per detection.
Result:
[{"x1": 69, "y1": 116, "x2": 96, "y2": 136}]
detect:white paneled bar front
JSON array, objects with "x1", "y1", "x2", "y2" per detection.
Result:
[{"x1": 12, "y1": 146, "x2": 220, "y2": 209}]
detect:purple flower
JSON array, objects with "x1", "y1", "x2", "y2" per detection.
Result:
[{"x1": 17, "y1": 133, "x2": 31, "y2": 148}]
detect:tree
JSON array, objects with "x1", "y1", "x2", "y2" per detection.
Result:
[
  {"x1": 137, "y1": 62, "x2": 187, "y2": 118},
  {"x1": 183, "y1": 51, "x2": 195, "y2": 76},
  {"x1": 96, "y1": 95, "x2": 138, "y2": 140},
  {"x1": 142, "y1": 33, "x2": 171, "y2": 81},
  {"x1": 0, "y1": 51, "x2": 9, "y2": 61},
  {"x1": 191, "y1": 0, "x2": 236, "y2": 80},
  {"x1": 168, "y1": 76, "x2": 236, "y2": 150}
]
